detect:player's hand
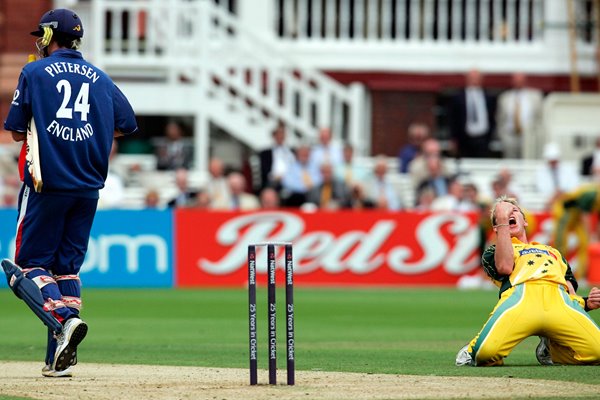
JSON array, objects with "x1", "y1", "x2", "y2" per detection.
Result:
[
  {"x1": 494, "y1": 201, "x2": 513, "y2": 224},
  {"x1": 11, "y1": 132, "x2": 26, "y2": 142},
  {"x1": 586, "y1": 287, "x2": 600, "y2": 310}
]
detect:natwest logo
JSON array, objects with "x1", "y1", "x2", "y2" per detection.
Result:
[{"x1": 185, "y1": 211, "x2": 481, "y2": 285}]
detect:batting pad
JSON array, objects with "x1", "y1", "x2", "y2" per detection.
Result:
[{"x1": 1, "y1": 259, "x2": 63, "y2": 334}]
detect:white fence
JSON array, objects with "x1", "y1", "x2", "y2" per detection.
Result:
[
  {"x1": 269, "y1": 0, "x2": 598, "y2": 74},
  {"x1": 277, "y1": 0, "x2": 544, "y2": 44}
]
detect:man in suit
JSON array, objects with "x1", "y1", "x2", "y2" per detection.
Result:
[
  {"x1": 495, "y1": 73, "x2": 544, "y2": 159},
  {"x1": 167, "y1": 168, "x2": 198, "y2": 207},
  {"x1": 581, "y1": 137, "x2": 600, "y2": 176},
  {"x1": 258, "y1": 122, "x2": 295, "y2": 192},
  {"x1": 449, "y1": 69, "x2": 496, "y2": 158},
  {"x1": 155, "y1": 121, "x2": 193, "y2": 170},
  {"x1": 307, "y1": 162, "x2": 351, "y2": 210}
]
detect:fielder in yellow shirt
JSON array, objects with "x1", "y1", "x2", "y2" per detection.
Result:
[
  {"x1": 552, "y1": 183, "x2": 600, "y2": 281},
  {"x1": 456, "y1": 196, "x2": 600, "y2": 366}
]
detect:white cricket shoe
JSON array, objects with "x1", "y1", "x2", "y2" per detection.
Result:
[
  {"x1": 52, "y1": 317, "x2": 88, "y2": 372},
  {"x1": 536, "y1": 337, "x2": 554, "y2": 366},
  {"x1": 455, "y1": 344, "x2": 474, "y2": 366},
  {"x1": 42, "y1": 364, "x2": 73, "y2": 378}
]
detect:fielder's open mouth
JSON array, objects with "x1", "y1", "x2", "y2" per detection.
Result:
[{"x1": 509, "y1": 218, "x2": 516, "y2": 225}]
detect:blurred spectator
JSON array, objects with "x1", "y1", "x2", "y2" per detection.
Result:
[
  {"x1": 490, "y1": 174, "x2": 516, "y2": 201},
  {"x1": 414, "y1": 186, "x2": 436, "y2": 211},
  {"x1": 334, "y1": 142, "x2": 366, "y2": 187},
  {"x1": 415, "y1": 150, "x2": 453, "y2": 202},
  {"x1": 397, "y1": 123, "x2": 430, "y2": 173},
  {"x1": 0, "y1": 142, "x2": 20, "y2": 207},
  {"x1": 409, "y1": 138, "x2": 449, "y2": 189},
  {"x1": 193, "y1": 191, "x2": 212, "y2": 209},
  {"x1": 258, "y1": 122, "x2": 295, "y2": 192},
  {"x1": 281, "y1": 144, "x2": 322, "y2": 207},
  {"x1": 348, "y1": 183, "x2": 375, "y2": 210},
  {"x1": 167, "y1": 168, "x2": 198, "y2": 207},
  {"x1": 363, "y1": 156, "x2": 401, "y2": 211},
  {"x1": 309, "y1": 127, "x2": 344, "y2": 170},
  {"x1": 581, "y1": 136, "x2": 600, "y2": 176},
  {"x1": 495, "y1": 168, "x2": 523, "y2": 200},
  {"x1": 205, "y1": 157, "x2": 231, "y2": 206},
  {"x1": 449, "y1": 68, "x2": 495, "y2": 158},
  {"x1": 431, "y1": 176, "x2": 463, "y2": 211},
  {"x1": 98, "y1": 140, "x2": 125, "y2": 209},
  {"x1": 260, "y1": 187, "x2": 281, "y2": 209},
  {"x1": 0, "y1": 142, "x2": 19, "y2": 181},
  {"x1": 458, "y1": 182, "x2": 485, "y2": 212},
  {"x1": 155, "y1": 121, "x2": 193, "y2": 170},
  {"x1": 535, "y1": 142, "x2": 580, "y2": 210},
  {"x1": 1, "y1": 174, "x2": 19, "y2": 208},
  {"x1": 495, "y1": 72, "x2": 543, "y2": 159},
  {"x1": 144, "y1": 189, "x2": 161, "y2": 208},
  {"x1": 307, "y1": 162, "x2": 351, "y2": 210},
  {"x1": 212, "y1": 172, "x2": 260, "y2": 211}
]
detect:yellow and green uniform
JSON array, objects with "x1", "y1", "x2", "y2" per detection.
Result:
[
  {"x1": 552, "y1": 183, "x2": 600, "y2": 280},
  {"x1": 465, "y1": 238, "x2": 600, "y2": 366}
]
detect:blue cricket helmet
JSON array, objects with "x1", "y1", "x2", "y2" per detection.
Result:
[{"x1": 30, "y1": 9, "x2": 84, "y2": 38}]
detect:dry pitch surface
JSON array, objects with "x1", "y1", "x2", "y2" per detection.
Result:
[{"x1": 1, "y1": 361, "x2": 600, "y2": 399}]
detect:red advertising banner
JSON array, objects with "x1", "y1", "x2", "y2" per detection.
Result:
[{"x1": 176, "y1": 210, "x2": 498, "y2": 287}]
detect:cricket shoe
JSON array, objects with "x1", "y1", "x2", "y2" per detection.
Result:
[
  {"x1": 42, "y1": 364, "x2": 73, "y2": 378},
  {"x1": 455, "y1": 344, "x2": 474, "y2": 366},
  {"x1": 536, "y1": 336, "x2": 553, "y2": 366},
  {"x1": 52, "y1": 317, "x2": 88, "y2": 372}
]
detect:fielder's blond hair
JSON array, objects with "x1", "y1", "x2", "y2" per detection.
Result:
[{"x1": 490, "y1": 195, "x2": 526, "y2": 226}]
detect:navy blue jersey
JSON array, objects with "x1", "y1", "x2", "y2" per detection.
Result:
[{"x1": 4, "y1": 49, "x2": 137, "y2": 196}]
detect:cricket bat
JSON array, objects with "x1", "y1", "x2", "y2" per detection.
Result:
[
  {"x1": 25, "y1": 54, "x2": 43, "y2": 192},
  {"x1": 26, "y1": 117, "x2": 43, "y2": 192}
]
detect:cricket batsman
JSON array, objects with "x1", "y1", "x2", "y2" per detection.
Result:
[{"x1": 2, "y1": 8, "x2": 138, "y2": 377}]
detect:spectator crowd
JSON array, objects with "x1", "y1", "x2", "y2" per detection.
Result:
[{"x1": 0, "y1": 69, "x2": 598, "y2": 219}]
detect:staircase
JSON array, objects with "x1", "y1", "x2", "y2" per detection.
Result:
[{"x1": 68, "y1": 0, "x2": 367, "y2": 170}]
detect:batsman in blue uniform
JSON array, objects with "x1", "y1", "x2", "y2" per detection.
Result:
[{"x1": 3, "y1": 8, "x2": 137, "y2": 377}]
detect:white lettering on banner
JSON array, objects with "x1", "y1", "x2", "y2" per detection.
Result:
[
  {"x1": 82, "y1": 234, "x2": 168, "y2": 274},
  {"x1": 320, "y1": 223, "x2": 396, "y2": 273},
  {"x1": 199, "y1": 212, "x2": 397, "y2": 275},
  {"x1": 198, "y1": 211, "x2": 479, "y2": 275},
  {"x1": 389, "y1": 213, "x2": 479, "y2": 274},
  {"x1": 200, "y1": 212, "x2": 304, "y2": 274},
  {"x1": 446, "y1": 223, "x2": 480, "y2": 274}
]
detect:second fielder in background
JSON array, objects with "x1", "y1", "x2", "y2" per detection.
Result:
[{"x1": 552, "y1": 182, "x2": 600, "y2": 282}]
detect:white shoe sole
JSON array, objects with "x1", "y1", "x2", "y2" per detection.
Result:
[
  {"x1": 53, "y1": 319, "x2": 88, "y2": 372},
  {"x1": 42, "y1": 366, "x2": 73, "y2": 378}
]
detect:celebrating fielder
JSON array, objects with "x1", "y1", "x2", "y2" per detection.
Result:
[
  {"x1": 2, "y1": 8, "x2": 137, "y2": 377},
  {"x1": 456, "y1": 196, "x2": 600, "y2": 366}
]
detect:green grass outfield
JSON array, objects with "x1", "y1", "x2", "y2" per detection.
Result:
[{"x1": 1, "y1": 286, "x2": 600, "y2": 388}]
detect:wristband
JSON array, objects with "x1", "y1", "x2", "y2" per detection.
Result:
[
  {"x1": 494, "y1": 224, "x2": 510, "y2": 228},
  {"x1": 583, "y1": 296, "x2": 591, "y2": 312}
]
